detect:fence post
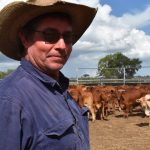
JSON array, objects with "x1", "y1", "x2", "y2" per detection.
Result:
[
  {"x1": 123, "y1": 67, "x2": 126, "y2": 85},
  {"x1": 76, "y1": 68, "x2": 79, "y2": 84}
]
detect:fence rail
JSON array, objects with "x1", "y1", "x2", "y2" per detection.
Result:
[{"x1": 69, "y1": 77, "x2": 150, "y2": 85}]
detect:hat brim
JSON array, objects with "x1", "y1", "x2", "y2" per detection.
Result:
[{"x1": 0, "y1": 1, "x2": 97, "y2": 60}]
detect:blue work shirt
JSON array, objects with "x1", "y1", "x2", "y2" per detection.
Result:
[{"x1": 0, "y1": 59, "x2": 89, "y2": 150}]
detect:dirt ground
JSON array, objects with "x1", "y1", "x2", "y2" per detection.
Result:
[{"x1": 89, "y1": 110, "x2": 150, "y2": 150}]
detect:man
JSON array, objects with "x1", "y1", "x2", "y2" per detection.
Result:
[{"x1": 0, "y1": 0, "x2": 97, "y2": 149}]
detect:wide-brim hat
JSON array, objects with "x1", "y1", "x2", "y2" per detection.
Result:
[{"x1": 0, "y1": 0, "x2": 97, "y2": 60}]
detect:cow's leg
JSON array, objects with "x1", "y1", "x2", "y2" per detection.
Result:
[
  {"x1": 111, "y1": 100, "x2": 116, "y2": 115},
  {"x1": 98, "y1": 107, "x2": 103, "y2": 120},
  {"x1": 91, "y1": 109, "x2": 96, "y2": 122},
  {"x1": 101, "y1": 103, "x2": 105, "y2": 120},
  {"x1": 104, "y1": 107, "x2": 108, "y2": 118},
  {"x1": 88, "y1": 106, "x2": 96, "y2": 122},
  {"x1": 124, "y1": 107, "x2": 129, "y2": 118},
  {"x1": 117, "y1": 99, "x2": 123, "y2": 111}
]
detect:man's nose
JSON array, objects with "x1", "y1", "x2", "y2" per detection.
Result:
[{"x1": 56, "y1": 37, "x2": 66, "y2": 49}]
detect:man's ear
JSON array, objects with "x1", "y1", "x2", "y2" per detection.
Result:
[{"x1": 18, "y1": 31, "x2": 30, "y2": 49}]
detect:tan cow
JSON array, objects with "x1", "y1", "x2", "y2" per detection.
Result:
[
  {"x1": 68, "y1": 85, "x2": 96, "y2": 122},
  {"x1": 137, "y1": 94, "x2": 150, "y2": 126}
]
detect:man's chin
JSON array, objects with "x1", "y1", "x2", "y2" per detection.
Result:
[{"x1": 47, "y1": 64, "x2": 64, "y2": 71}]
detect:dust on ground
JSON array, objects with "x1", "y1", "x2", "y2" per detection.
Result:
[{"x1": 89, "y1": 111, "x2": 150, "y2": 150}]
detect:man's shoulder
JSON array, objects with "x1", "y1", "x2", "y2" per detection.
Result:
[{"x1": 0, "y1": 67, "x2": 33, "y2": 97}]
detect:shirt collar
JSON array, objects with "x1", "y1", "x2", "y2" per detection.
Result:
[{"x1": 20, "y1": 58, "x2": 69, "y2": 89}]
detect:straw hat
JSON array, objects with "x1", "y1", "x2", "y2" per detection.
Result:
[{"x1": 0, "y1": 0, "x2": 97, "y2": 60}]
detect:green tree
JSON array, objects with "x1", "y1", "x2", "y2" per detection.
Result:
[
  {"x1": 98, "y1": 52, "x2": 142, "y2": 78},
  {"x1": 0, "y1": 69, "x2": 14, "y2": 79}
]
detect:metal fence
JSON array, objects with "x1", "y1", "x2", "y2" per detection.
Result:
[
  {"x1": 1, "y1": 65, "x2": 150, "y2": 85},
  {"x1": 70, "y1": 66, "x2": 150, "y2": 85},
  {"x1": 69, "y1": 77, "x2": 150, "y2": 85}
]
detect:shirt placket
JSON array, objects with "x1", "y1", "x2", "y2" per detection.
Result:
[{"x1": 62, "y1": 92, "x2": 86, "y2": 147}]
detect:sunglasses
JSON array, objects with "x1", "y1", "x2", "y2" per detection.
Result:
[{"x1": 32, "y1": 28, "x2": 74, "y2": 44}]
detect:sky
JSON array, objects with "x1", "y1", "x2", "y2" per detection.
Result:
[{"x1": 0, "y1": 0, "x2": 150, "y2": 77}]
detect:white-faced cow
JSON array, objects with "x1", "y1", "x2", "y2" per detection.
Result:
[{"x1": 137, "y1": 94, "x2": 150, "y2": 126}]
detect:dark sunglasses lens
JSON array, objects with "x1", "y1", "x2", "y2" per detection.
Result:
[
  {"x1": 63, "y1": 32, "x2": 73, "y2": 44},
  {"x1": 41, "y1": 28, "x2": 73, "y2": 44},
  {"x1": 44, "y1": 31, "x2": 60, "y2": 43}
]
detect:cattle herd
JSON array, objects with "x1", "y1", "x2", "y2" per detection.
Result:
[{"x1": 68, "y1": 84, "x2": 150, "y2": 126}]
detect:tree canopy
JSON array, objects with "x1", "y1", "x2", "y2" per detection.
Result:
[
  {"x1": 98, "y1": 52, "x2": 142, "y2": 78},
  {"x1": 0, "y1": 69, "x2": 14, "y2": 79}
]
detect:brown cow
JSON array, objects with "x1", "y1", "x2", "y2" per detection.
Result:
[
  {"x1": 118, "y1": 87, "x2": 149, "y2": 118},
  {"x1": 68, "y1": 85, "x2": 96, "y2": 122},
  {"x1": 90, "y1": 85, "x2": 118, "y2": 120}
]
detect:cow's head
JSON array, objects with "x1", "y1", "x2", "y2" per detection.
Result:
[{"x1": 136, "y1": 94, "x2": 150, "y2": 108}]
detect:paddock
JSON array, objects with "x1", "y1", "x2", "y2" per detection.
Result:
[{"x1": 89, "y1": 111, "x2": 150, "y2": 150}]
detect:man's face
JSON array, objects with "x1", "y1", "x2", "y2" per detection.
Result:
[{"x1": 20, "y1": 16, "x2": 73, "y2": 75}]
